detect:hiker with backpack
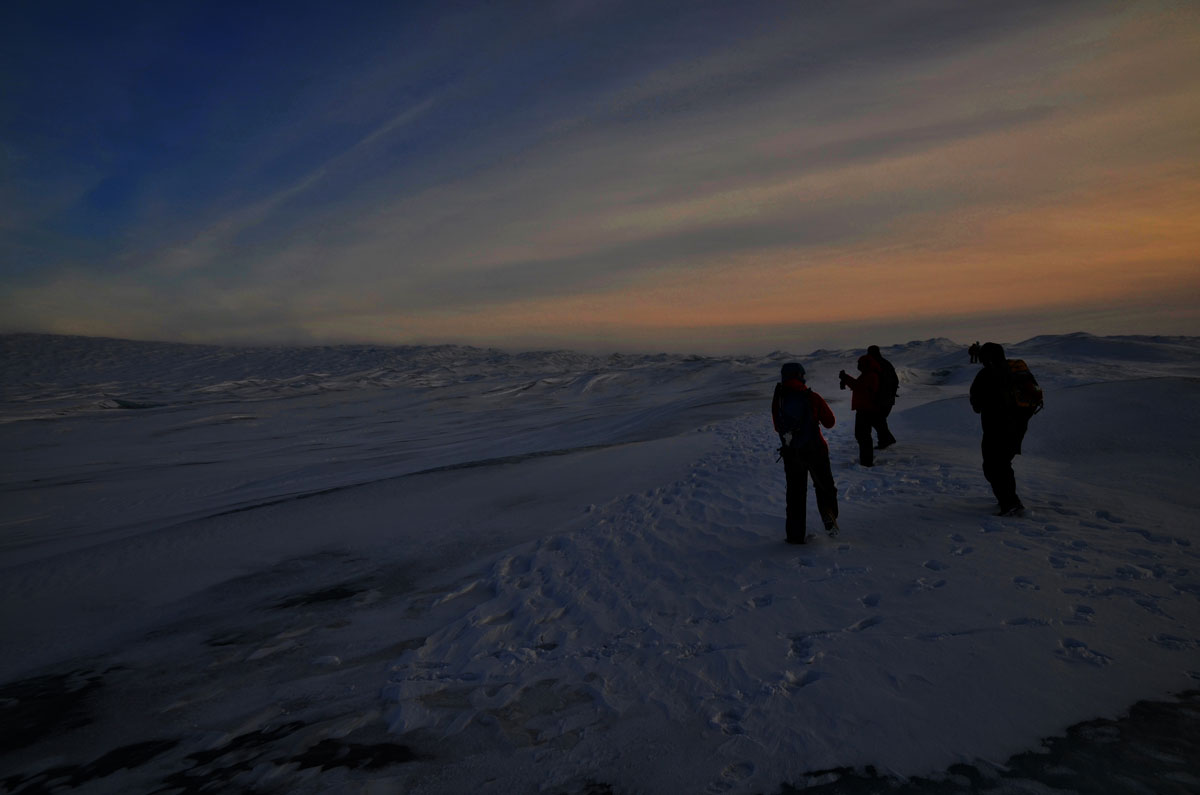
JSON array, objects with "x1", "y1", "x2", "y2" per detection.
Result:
[
  {"x1": 867, "y1": 345, "x2": 899, "y2": 450},
  {"x1": 771, "y1": 362, "x2": 839, "y2": 544},
  {"x1": 969, "y1": 342, "x2": 1044, "y2": 516},
  {"x1": 839, "y1": 355, "x2": 882, "y2": 467}
]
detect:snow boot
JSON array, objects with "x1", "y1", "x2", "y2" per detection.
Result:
[{"x1": 996, "y1": 502, "x2": 1025, "y2": 517}]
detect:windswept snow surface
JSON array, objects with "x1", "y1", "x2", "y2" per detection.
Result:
[{"x1": 1, "y1": 332, "x2": 1198, "y2": 793}]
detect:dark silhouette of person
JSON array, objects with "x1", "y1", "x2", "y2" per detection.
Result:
[
  {"x1": 866, "y1": 345, "x2": 898, "y2": 449},
  {"x1": 772, "y1": 362, "x2": 838, "y2": 543},
  {"x1": 838, "y1": 355, "x2": 881, "y2": 467},
  {"x1": 969, "y1": 342, "x2": 1028, "y2": 515},
  {"x1": 969, "y1": 341, "x2": 981, "y2": 363}
]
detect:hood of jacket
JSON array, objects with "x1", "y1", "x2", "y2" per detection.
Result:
[{"x1": 857, "y1": 355, "x2": 880, "y2": 373}]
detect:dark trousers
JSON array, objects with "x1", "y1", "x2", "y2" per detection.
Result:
[
  {"x1": 854, "y1": 411, "x2": 875, "y2": 466},
  {"x1": 981, "y1": 425, "x2": 1027, "y2": 508},
  {"x1": 782, "y1": 445, "x2": 838, "y2": 542},
  {"x1": 872, "y1": 402, "x2": 897, "y2": 447}
]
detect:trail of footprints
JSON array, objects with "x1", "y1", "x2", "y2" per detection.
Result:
[
  {"x1": 966, "y1": 501, "x2": 1195, "y2": 669},
  {"x1": 820, "y1": 444, "x2": 1198, "y2": 684},
  {"x1": 389, "y1": 415, "x2": 1199, "y2": 795}
]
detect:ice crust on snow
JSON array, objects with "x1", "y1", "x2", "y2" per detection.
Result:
[{"x1": 0, "y1": 332, "x2": 1198, "y2": 793}]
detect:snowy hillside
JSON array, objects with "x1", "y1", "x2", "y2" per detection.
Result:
[{"x1": 1, "y1": 332, "x2": 1198, "y2": 793}]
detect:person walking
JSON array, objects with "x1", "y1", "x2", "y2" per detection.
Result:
[
  {"x1": 839, "y1": 355, "x2": 881, "y2": 467},
  {"x1": 866, "y1": 345, "x2": 898, "y2": 449},
  {"x1": 772, "y1": 362, "x2": 839, "y2": 544},
  {"x1": 969, "y1": 342, "x2": 981, "y2": 363},
  {"x1": 969, "y1": 342, "x2": 1039, "y2": 516}
]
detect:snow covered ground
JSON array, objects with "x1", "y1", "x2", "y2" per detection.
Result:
[{"x1": 1, "y1": 332, "x2": 1198, "y2": 793}]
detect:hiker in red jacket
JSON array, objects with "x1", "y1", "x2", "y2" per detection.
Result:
[
  {"x1": 772, "y1": 362, "x2": 839, "y2": 543},
  {"x1": 839, "y1": 355, "x2": 881, "y2": 467}
]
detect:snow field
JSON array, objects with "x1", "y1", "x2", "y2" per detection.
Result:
[{"x1": 1, "y1": 332, "x2": 1197, "y2": 793}]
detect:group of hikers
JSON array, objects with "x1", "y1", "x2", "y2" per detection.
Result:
[{"x1": 771, "y1": 342, "x2": 1042, "y2": 544}]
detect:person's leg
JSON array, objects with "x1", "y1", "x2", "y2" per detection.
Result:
[
  {"x1": 873, "y1": 403, "x2": 897, "y2": 447},
  {"x1": 783, "y1": 448, "x2": 810, "y2": 542},
  {"x1": 855, "y1": 411, "x2": 874, "y2": 466},
  {"x1": 982, "y1": 432, "x2": 1019, "y2": 510},
  {"x1": 808, "y1": 447, "x2": 839, "y2": 532},
  {"x1": 1008, "y1": 425, "x2": 1026, "y2": 508}
]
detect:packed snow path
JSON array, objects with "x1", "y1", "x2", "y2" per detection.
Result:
[{"x1": 383, "y1": 405, "x2": 1200, "y2": 794}]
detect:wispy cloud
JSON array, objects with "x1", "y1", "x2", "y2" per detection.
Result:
[{"x1": 2, "y1": 1, "x2": 1197, "y2": 351}]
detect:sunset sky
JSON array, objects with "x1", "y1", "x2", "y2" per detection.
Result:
[{"x1": 3, "y1": 0, "x2": 1198, "y2": 353}]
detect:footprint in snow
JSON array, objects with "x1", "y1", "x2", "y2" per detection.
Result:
[
  {"x1": 1150, "y1": 634, "x2": 1196, "y2": 651},
  {"x1": 1096, "y1": 510, "x2": 1126, "y2": 524},
  {"x1": 784, "y1": 670, "x2": 827, "y2": 689},
  {"x1": 1137, "y1": 598, "x2": 1170, "y2": 617},
  {"x1": 709, "y1": 709, "x2": 745, "y2": 736},
  {"x1": 1013, "y1": 576, "x2": 1039, "y2": 591},
  {"x1": 1003, "y1": 616, "x2": 1050, "y2": 627},
  {"x1": 1115, "y1": 565, "x2": 1152, "y2": 581},
  {"x1": 846, "y1": 615, "x2": 883, "y2": 632},
  {"x1": 498, "y1": 555, "x2": 532, "y2": 577},
  {"x1": 1126, "y1": 527, "x2": 1175, "y2": 545},
  {"x1": 1056, "y1": 638, "x2": 1112, "y2": 667},
  {"x1": 787, "y1": 633, "x2": 827, "y2": 662},
  {"x1": 1066, "y1": 605, "x2": 1095, "y2": 625},
  {"x1": 923, "y1": 559, "x2": 949, "y2": 571},
  {"x1": 860, "y1": 592, "x2": 881, "y2": 608},
  {"x1": 908, "y1": 577, "x2": 947, "y2": 594},
  {"x1": 706, "y1": 761, "x2": 755, "y2": 794}
]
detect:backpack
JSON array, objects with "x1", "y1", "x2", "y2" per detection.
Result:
[
  {"x1": 880, "y1": 360, "x2": 899, "y2": 399},
  {"x1": 777, "y1": 385, "x2": 820, "y2": 449},
  {"x1": 1006, "y1": 359, "x2": 1044, "y2": 416}
]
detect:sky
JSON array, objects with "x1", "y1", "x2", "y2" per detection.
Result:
[{"x1": 2, "y1": 0, "x2": 1198, "y2": 355}]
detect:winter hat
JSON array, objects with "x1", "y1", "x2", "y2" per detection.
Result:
[
  {"x1": 781, "y1": 362, "x2": 805, "y2": 381},
  {"x1": 979, "y1": 342, "x2": 1006, "y2": 364},
  {"x1": 867, "y1": 345, "x2": 881, "y2": 357}
]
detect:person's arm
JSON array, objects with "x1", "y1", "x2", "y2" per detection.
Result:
[
  {"x1": 839, "y1": 370, "x2": 858, "y2": 390},
  {"x1": 812, "y1": 391, "x2": 836, "y2": 428},
  {"x1": 771, "y1": 383, "x2": 784, "y2": 434},
  {"x1": 969, "y1": 371, "x2": 985, "y2": 413}
]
